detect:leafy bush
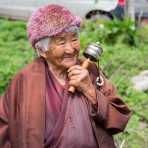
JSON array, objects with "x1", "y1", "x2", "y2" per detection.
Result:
[
  {"x1": 80, "y1": 19, "x2": 143, "y2": 48},
  {"x1": 0, "y1": 19, "x2": 34, "y2": 94}
]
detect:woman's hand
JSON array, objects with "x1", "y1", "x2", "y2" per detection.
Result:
[{"x1": 68, "y1": 65, "x2": 97, "y2": 104}]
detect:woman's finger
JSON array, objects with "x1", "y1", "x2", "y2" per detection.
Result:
[
  {"x1": 68, "y1": 69, "x2": 82, "y2": 77},
  {"x1": 68, "y1": 65, "x2": 82, "y2": 72}
]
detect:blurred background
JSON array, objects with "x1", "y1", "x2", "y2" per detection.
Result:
[{"x1": 0, "y1": 0, "x2": 148, "y2": 148}]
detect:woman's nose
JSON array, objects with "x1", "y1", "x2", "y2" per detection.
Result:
[{"x1": 65, "y1": 42, "x2": 75, "y2": 53}]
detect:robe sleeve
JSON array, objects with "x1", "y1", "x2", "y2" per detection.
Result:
[
  {"x1": 0, "y1": 74, "x2": 19, "y2": 148},
  {"x1": 0, "y1": 94, "x2": 11, "y2": 147},
  {"x1": 89, "y1": 72, "x2": 132, "y2": 135}
]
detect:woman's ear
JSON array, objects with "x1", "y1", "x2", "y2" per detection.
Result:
[
  {"x1": 36, "y1": 48, "x2": 47, "y2": 58},
  {"x1": 40, "y1": 52, "x2": 47, "y2": 58}
]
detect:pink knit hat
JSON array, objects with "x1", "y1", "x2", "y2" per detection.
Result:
[{"x1": 27, "y1": 4, "x2": 82, "y2": 48}]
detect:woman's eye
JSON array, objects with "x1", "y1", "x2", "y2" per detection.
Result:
[
  {"x1": 58, "y1": 41, "x2": 65, "y2": 45},
  {"x1": 72, "y1": 38, "x2": 78, "y2": 42}
]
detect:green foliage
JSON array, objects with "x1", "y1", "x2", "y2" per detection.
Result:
[
  {"x1": 0, "y1": 19, "x2": 34, "y2": 94},
  {"x1": 80, "y1": 19, "x2": 141, "y2": 48},
  {"x1": 0, "y1": 18, "x2": 148, "y2": 147}
]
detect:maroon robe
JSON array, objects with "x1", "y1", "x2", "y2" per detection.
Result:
[
  {"x1": 44, "y1": 64, "x2": 98, "y2": 148},
  {"x1": 0, "y1": 57, "x2": 131, "y2": 148}
]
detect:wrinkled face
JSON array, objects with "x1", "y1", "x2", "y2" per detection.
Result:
[{"x1": 45, "y1": 31, "x2": 80, "y2": 70}]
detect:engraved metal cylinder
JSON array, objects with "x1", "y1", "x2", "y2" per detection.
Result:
[{"x1": 83, "y1": 42, "x2": 103, "y2": 62}]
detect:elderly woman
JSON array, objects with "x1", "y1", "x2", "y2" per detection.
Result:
[{"x1": 0, "y1": 4, "x2": 131, "y2": 148}]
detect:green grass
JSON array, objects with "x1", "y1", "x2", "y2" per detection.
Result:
[
  {"x1": 0, "y1": 18, "x2": 148, "y2": 148},
  {"x1": 0, "y1": 19, "x2": 34, "y2": 94}
]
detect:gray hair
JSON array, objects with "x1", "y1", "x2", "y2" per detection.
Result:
[
  {"x1": 35, "y1": 38, "x2": 50, "y2": 56},
  {"x1": 65, "y1": 25, "x2": 80, "y2": 37}
]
